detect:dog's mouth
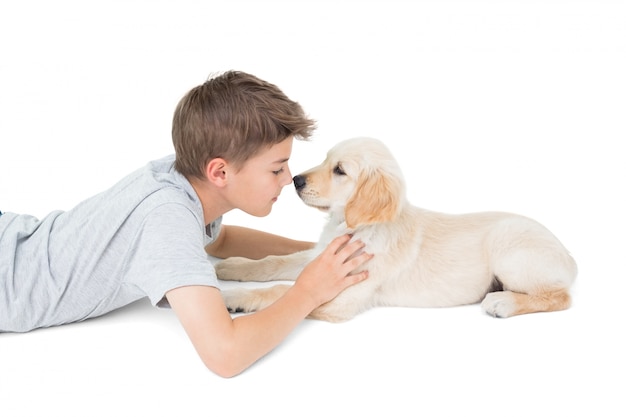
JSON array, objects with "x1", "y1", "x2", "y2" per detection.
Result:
[
  {"x1": 296, "y1": 190, "x2": 330, "y2": 212},
  {"x1": 300, "y1": 199, "x2": 330, "y2": 212},
  {"x1": 307, "y1": 204, "x2": 330, "y2": 212}
]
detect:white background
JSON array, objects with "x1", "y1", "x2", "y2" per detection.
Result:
[{"x1": 1, "y1": 1, "x2": 624, "y2": 416}]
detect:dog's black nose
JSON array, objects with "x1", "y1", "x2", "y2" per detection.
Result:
[{"x1": 293, "y1": 175, "x2": 306, "y2": 190}]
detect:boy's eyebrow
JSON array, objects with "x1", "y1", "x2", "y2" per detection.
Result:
[{"x1": 273, "y1": 158, "x2": 290, "y2": 164}]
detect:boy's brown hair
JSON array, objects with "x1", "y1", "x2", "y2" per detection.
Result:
[{"x1": 172, "y1": 71, "x2": 316, "y2": 179}]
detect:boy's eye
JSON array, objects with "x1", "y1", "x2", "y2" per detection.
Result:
[{"x1": 272, "y1": 168, "x2": 285, "y2": 175}]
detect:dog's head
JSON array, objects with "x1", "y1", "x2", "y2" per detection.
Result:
[{"x1": 293, "y1": 137, "x2": 406, "y2": 229}]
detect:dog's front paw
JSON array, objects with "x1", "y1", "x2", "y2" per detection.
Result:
[
  {"x1": 222, "y1": 289, "x2": 257, "y2": 314},
  {"x1": 481, "y1": 291, "x2": 517, "y2": 318},
  {"x1": 222, "y1": 285, "x2": 291, "y2": 314},
  {"x1": 215, "y1": 257, "x2": 259, "y2": 281}
]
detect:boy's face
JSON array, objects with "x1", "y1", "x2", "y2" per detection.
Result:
[{"x1": 227, "y1": 136, "x2": 294, "y2": 217}]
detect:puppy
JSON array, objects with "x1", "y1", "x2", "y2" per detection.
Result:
[{"x1": 216, "y1": 137, "x2": 577, "y2": 322}]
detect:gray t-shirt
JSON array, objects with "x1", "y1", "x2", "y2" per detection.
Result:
[{"x1": 0, "y1": 155, "x2": 220, "y2": 332}]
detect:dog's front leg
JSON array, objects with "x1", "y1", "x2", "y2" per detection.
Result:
[
  {"x1": 215, "y1": 250, "x2": 314, "y2": 282},
  {"x1": 222, "y1": 285, "x2": 291, "y2": 314},
  {"x1": 222, "y1": 285, "x2": 356, "y2": 323}
]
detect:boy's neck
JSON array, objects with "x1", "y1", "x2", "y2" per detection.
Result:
[{"x1": 188, "y1": 176, "x2": 230, "y2": 226}]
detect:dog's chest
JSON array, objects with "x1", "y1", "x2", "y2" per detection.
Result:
[
  {"x1": 319, "y1": 218, "x2": 383, "y2": 251},
  {"x1": 318, "y1": 217, "x2": 350, "y2": 243}
]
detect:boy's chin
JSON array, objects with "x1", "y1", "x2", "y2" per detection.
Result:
[{"x1": 245, "y1": 207, "x2": 273, "y2": 218}]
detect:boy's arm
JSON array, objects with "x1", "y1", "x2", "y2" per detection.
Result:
[
  {"x1": 205, "y1": 225, "x2": 314, "y2": 260},
  {"x1": 168, "y1": 234, "x2": 372, "y2": 378}
]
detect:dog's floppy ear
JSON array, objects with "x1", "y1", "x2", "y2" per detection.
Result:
[{"x1": 345, "y1": 169, "x2": 401, "y2": 228}]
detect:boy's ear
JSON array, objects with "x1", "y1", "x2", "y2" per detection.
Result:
[{"x1": 205, "y1": 158, "x2": 228, "y2": 186}]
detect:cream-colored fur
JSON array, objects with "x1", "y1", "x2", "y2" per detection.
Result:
[{"x1": 216, "y1": 137, "x2": 577, "y2": 322}]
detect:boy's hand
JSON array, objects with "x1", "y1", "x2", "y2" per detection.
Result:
[
  {"x1": 168, "y1": 234, "x2": 372, "y2": 378},
  {"x1": 293, "y1": 234, "x2": 373, "y2": 307}
]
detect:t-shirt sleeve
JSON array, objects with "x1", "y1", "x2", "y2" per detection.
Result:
[{"x1": 124, "y1": 203, "x2": 220, "y2": 307}]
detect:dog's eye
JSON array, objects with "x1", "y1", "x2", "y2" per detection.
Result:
[{"x1": 333, "y1": 165, "x2": 346, "y2": 176}]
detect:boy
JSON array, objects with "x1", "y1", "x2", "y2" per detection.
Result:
[{"x1": 0, "y1": 71, "x2": 372, "y2": 377}]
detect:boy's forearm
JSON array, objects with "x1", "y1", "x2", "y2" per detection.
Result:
[
  {"x1": 167, "y1": 284, "x2": 316, "y2": 378},
  {"x1": 223, "y1": 284, "x2": 317, "y2": 375},
  {"x1": 171, "y1": 235, "x2": 370, "y2": 378},
  {"x1": 206, "y1": 225, "x2": 314, "y2": 259}
]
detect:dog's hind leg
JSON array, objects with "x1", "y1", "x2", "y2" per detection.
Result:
[
  {"x1": 481, "y1": 287, "x2": 572, "y2": 318},
  {"x1": 483, "y1": 230, "x2": 577, "y2": 317}
]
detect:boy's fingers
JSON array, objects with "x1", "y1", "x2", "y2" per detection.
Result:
[
  {"x1": 344, "y1": 250, "x2": 373, "y2": 268},
  {"x1": 335, "y1": 238, "x2": 365, "y2": 258},
  {"x1": 345, "y1": 270, "x2": 369, "y2": 286},
  {"x1": 328, "y1": 234, "x2": 352, "y2": 254}
]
